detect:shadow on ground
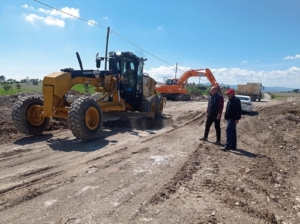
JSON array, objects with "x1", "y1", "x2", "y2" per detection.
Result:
[
  {"x1": 14, "y1": 133, "x2": 54, "y2": 145},
  {"x1": 242, "y1": 111, "x2": 259, "y2": 116},
  {"x1": 46, "y1": 137, "x2": 110, "y2": 152},
  {"x1": 229, "y1": 148, "x2": 259, "y2": 158}
]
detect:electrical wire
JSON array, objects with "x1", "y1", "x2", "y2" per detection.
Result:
[{"x1": 33, "y1": 0, "x2": 186, "y2": 73}]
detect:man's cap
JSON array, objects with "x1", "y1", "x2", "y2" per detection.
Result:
[{"x1": 226, "y1": 88, "x2": 235, "y2": 94}]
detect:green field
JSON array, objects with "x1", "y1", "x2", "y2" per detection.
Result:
[
  {"x1": 0, "y1": 82, "x2": 42, "y2": 95},
  {"x1": 269, "y1": 92, "x2": 300, "y2": 99},
  {"x1": 71, "y1": 84, "x2": 96, "y2": 94},
  {"x1": 0, "y1": 82, "x2": 96, "y2": 95},
  {"x1": 273, "y1": 92, "x2": 300, "y2": 97}
]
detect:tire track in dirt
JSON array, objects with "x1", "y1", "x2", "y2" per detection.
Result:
[
  {"x1": 103, "y1": 114, "x2": 207, "y2": 222},
  {"x1": 147, "y1": 143, "x2": 205, "y2": 204},
  {"x1": 0, "y1": 170, "x2": 64, "y2": 211},
  {"x1": 140, "y1": 112, "x2": 205, "y2": 143},
  {"x1": 107, "y1": 144, "x2": 202, "y2": 221},
  {"x1": 133, "y1": 103, "x2": 299, "y2": 223},
  {"x1": 0, "y1": 112, "x2": 206, "y2": 214}
]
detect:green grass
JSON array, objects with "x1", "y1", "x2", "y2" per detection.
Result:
[
  {"x1": 268, "y1": 92, "x2": 300, "y2": 99},
  {"x1": 272, "y1": 92, "x2": 300, "y2": 97},
  {"x1": 0, "y1": 82, "x2": 100, "y2": 95},
  {"x1": 71, "y1": 84, "x2": 96, "y2": 94},
  {"x1": 0, "y1": 82, "x2": 42, "y2": 95}
]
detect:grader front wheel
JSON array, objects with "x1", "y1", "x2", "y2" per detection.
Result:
[
  {"x1": 11, "y1": 96, "x2": 49, "y2": 135},
  {"x1": 68, "y1": 96, "x2": 103, "y2": 140},
  {"x1": 142, "y1": 97, "x2": 156, "y2": 115},
  {"x1": 155, "y1": 96, "x2": 164, "y2": 117}
]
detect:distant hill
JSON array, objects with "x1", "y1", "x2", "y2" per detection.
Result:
[
  {"x1": 198, "y1": 83, "x2": 296, "y2": 93},
  {"x1": 261, "y1": 86, "x2": 296, "y2": 93}
]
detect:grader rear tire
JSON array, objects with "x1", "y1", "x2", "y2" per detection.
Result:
[
  {"x1": 142, "y1": 97, "x2": 156, "y2": 114},
  {"x1": 68, "y1": 96, "x2": 103, "y2": 140},
  {"x1": 11, "y1": 96, "x2": 49, "y2": 135},
  {"x1": 155, "y1": 96, "x2": 164, "y2": 117}
]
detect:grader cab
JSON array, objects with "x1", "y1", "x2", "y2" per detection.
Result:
[{"x1": 12, "y1": 51, "x2": 165, "y2": 140}]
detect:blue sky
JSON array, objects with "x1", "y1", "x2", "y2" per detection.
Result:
[{"x1": 1, "y1": 0, "x2": 300, "y2": 88}]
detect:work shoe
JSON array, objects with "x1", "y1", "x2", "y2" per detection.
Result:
[
  {"x1": 199, "y1": 137, "x2": 207, "y2": 141},
  {"x1": 214, "y1": 141, "x2": 221, "y2": 145},
  {"x1": 221, "y1": 146, "x2": 230, "y2": 151}
]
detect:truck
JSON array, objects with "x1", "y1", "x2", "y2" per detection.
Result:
[{"x1": 237, "y1": 82, "x2": 264, "y2": 101}]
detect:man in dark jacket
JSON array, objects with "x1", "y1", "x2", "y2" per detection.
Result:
[
  {"x1": 223, "y1": 88, "x2": 242, "y2": 151},
  {"x1": 200, "y1": 86, "x2": 224, "y2": 145}
]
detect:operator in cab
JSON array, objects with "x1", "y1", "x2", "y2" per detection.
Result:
[{"x1": 122, "y1": 61, "x2": 135, "y2": 89}]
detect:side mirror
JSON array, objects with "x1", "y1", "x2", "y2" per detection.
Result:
[
  {"x1": 95, "y1": 53, "x2": 105, "y2": 68},
  {"x1": 96, "y1": 58, "x2": 101, "y2": 68}
]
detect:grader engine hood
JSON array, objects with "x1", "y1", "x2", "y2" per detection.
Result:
[{"x1": 143, "y1": 75, "x2": 157, "y2": 98}]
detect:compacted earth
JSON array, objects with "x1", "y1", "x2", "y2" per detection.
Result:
[{"x1": 0, "y1": 93, "x2": 300, "y2": 224}]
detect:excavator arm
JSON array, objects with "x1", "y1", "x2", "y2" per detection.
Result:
[{"x1": 177, "y1": 68, "x2": 218, "y2": 87}]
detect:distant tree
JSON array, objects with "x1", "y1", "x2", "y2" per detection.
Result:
[
  {"x1": 32, "y1": 80, "x2": 39, "y2": 85},
  {"x1": 0, "y1": 75, "x2": 5, "y2": 82},
  {"x1": 16, "y1": 83, "x2": 21, "y2": 91},
  {"x1": 292, "y1": 89, "x2": 299, "y2": 93},
  {"x1": 2, "y1": 83, "x2": 12, "y2": 91}
]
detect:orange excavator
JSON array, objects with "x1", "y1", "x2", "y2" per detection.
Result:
[{"x1": 156, "y1": 68, "x2": 219, "y2": 101}]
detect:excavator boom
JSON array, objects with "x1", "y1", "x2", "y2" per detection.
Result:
[{"x1": 177, "y1": 68, "x2": 218, "y2": 86}]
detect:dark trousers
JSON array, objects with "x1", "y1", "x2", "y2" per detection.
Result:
[
  {"x1": 204, "y1": 115, "x2": 221, "y2": 141},
  {"x1": 224, "y1": 119, "x2": 237, "y2": 149}
]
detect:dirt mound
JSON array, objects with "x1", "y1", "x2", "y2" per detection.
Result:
[
  {"x1": 0, "y1": 93, "x2": 68, "y2": 144},
  {"x1": 0, "y1": 92, "x2": 43, "y2": 109},
  {"x1": 190, "y1": 93, "x2": 209, "y2": 101}
]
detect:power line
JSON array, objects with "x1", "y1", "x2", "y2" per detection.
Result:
[
  {"x1": 34, "y1": 0, "x2": 107, "y2": 28},
  {"x1": 33, "y1": 0, "x2": 185, "y2": 73}
]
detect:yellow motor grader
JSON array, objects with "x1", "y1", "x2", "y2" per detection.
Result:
[{"x1": 12, "y1": 51, "x2": 165, "y2": 140}]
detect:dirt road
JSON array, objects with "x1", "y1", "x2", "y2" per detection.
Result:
[{"x1": 0, "y1": 94, "x2": 300, "y2": 223}]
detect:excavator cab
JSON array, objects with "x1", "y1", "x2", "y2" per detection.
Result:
[{"x1": 165, "y1": 79, "x2": 178, "y2": 85}]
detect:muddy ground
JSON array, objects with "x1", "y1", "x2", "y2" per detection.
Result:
[{"x1": 0, "y1": 93, "x2": 300, "y2": 224}]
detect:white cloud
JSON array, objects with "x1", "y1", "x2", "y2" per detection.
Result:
[
  {"x1": 38, "y1": 7, "x2": 79, "y2": 19},
  {"x1": 242, "y1": 60, "x2": 248, "y2": 63},
  {"x1": 87, "y1": 20, "x2": 97, "y2": 26},
  {"x1": 23, "y1": 5, "x2": 80, "y2": 27},
  {"x1": 25, "y1": 14, "x2": 41, "y2": 23},
  {"x1": 283, "y1": 54, "x2": 300, "y2": 60},
  {"x1": 104, "y1": 17, "x2": 109, "y2": 20},
  {"x1": 51, "y1": 7, "x2": 79, "y2": 19},
  {"x1": 22, "y1": 4, "x2": 34, "y2": 10},
  {"x1": 146, "y1": 66, "x2": 300, "y2": 87},
  {"x1": 25, "y1": 14, "x2": 65, "y2": 27},
  {"x1": 158, "y1": 26, "x2": 163, "y2": 30}
]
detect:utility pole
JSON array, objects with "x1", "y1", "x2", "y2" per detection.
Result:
[
  {"x1": 105, "y1": 26, "x2": 110, "y2": 70},
  {"x1": 175, "y1": 62, "x2": 178, "y2": 79}
]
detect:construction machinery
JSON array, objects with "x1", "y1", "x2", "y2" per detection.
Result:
[
  {"x1": 237, "y1": 82, "x2": 264, "y2": 101},
  {"x1": 155, "y1": 68, "x2": 219, "y2": 101},
  {"x1": 11, "y1": 51, "x2": 165, "y2": 140}
]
